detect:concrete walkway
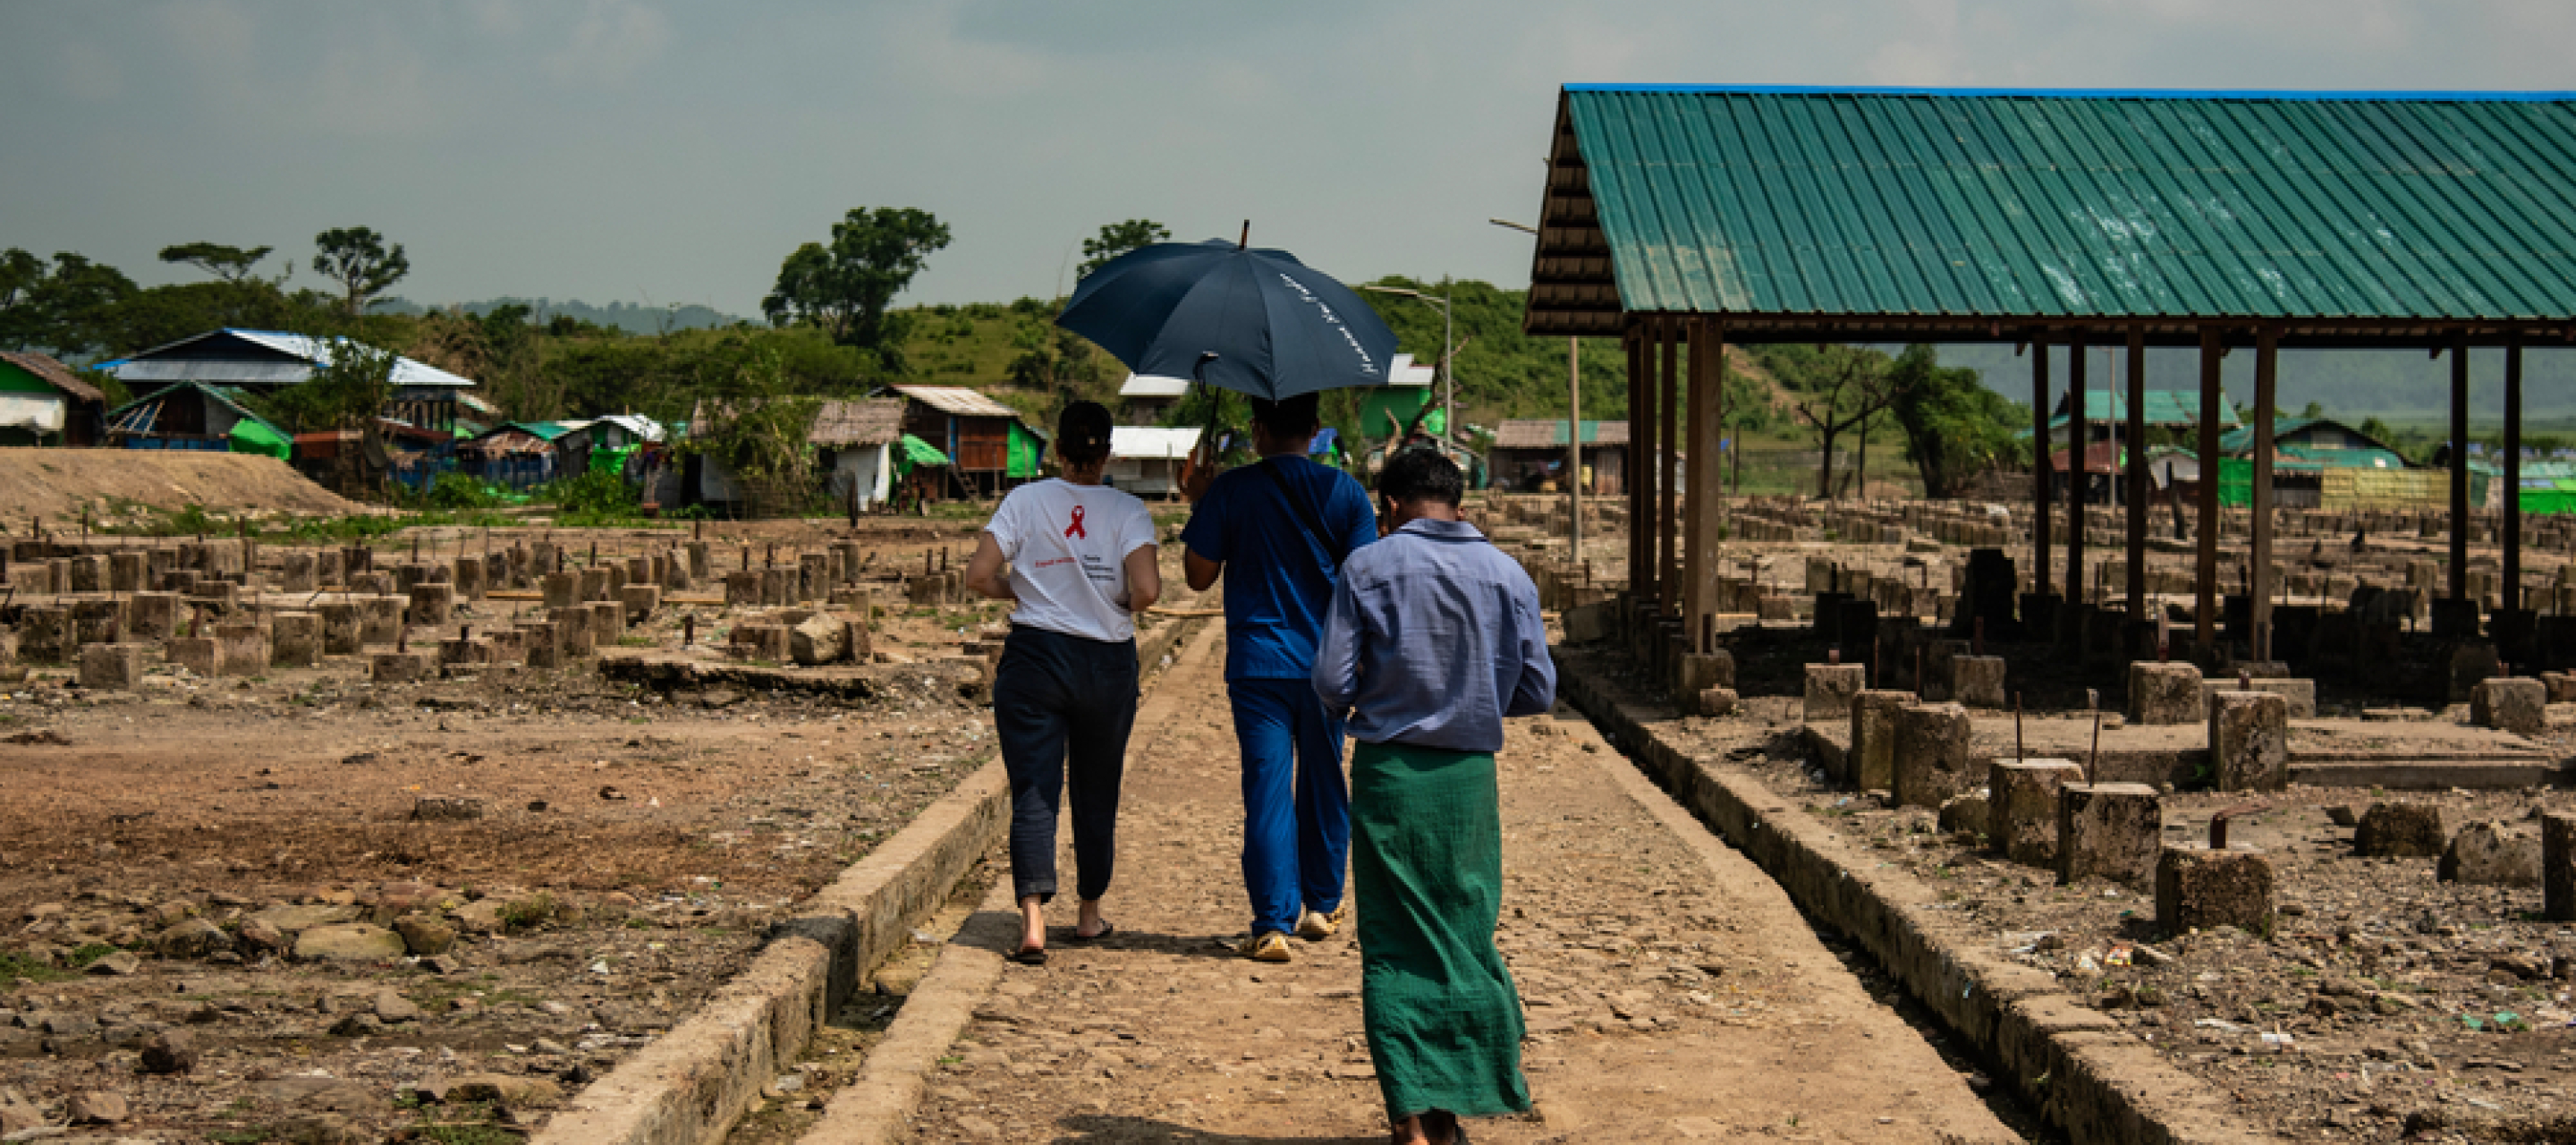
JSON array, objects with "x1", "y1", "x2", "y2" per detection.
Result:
[{"x1": 894, "y1": 625, "x2": 2022, "y2": 1142}]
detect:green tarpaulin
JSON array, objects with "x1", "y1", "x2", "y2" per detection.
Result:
[
  {"x1": 228, "y1": 418, "x2": 292, "y2": 460},
  {"x1": 589, "y1": 443, "x2": 640, "y2": 475},
  {"x1": 895, "y1": 434, "x2": 949, "y2": 474},
  {"x1": 2217, "y1": 458, "x2": 2251, "y2": 509},
  {"x1": 1007, "y1": 421, "x2": 1043, "y2": 479}
]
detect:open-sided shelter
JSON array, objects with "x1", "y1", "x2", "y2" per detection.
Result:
[{"x1": 1522, "y1": 83, "x2": 2576, "y2": 657}]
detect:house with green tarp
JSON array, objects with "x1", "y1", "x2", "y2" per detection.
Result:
[
  {"x1": 883, "y1": 385, "x2": 1043, "y2": 500},
  {"x1": 105, "y1": 380, "x2": 292, "y2": 458},
  {"x1": 2210, "y1": 416, "x2": 2419, "y2": 510},
  {"x1": 0, "y1": 352, "x2": 107, "y2": 447}
]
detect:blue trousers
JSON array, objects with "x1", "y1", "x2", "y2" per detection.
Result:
[
  {"x1": 1230, "y1": 676, "x2": 1351, "y2": 937},
  {"x1": 993, "y1": 625, "x2": 1137, "y2": 904}
]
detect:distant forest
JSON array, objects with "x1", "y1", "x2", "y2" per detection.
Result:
[{"x1": 370, "y1": 296, "x2": 748, "y2": 335}]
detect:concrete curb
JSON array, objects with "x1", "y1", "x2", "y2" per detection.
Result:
[
  {"x1": 791, "y1": 882, "x2": 1017, "y2": 1145},
  {"x1": 1559, "y1": 649, "x2": 2284, "y2": 1145},
  {"x1": 529, "y1": 761, "x2": 1010, "y2": 1145}
]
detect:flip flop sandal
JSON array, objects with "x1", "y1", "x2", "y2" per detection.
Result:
[
  {"x1": 1064, "y1": 921, "x2": 1116, "y2": 944},
  {"x1": 1009, "y1": 945, "x2": 1047, "y2": 966}
]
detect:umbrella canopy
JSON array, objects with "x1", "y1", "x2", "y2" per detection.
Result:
[{"x1": 1056, "y1": 238, "x2": 1399, "y2": 401}]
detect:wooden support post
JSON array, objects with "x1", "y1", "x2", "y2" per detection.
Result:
[
  {"x1": 2252, "y1": 327, "x2": 2280, "y2": 662},
  {"x1": 2451, "y1": 334, "x2": 2471, "y2": 602},
  {"x1": 2125, "y1": 327, "x2": 2148, "y2": 613},
  {"x1": 2506, "y1": 333, "x2": 2525, "y2": 614},
  {"x1": 2195, "y1": 328, "x2": 2223, "y2": 655},
  {"x1": 1628, "y1": 327, "x2": 1648, "y2": 599},
  {"x1": 1659, "y1": 316, "x2": 1681, "y2": 615},
  {"x1": 2032, "y1": 339, "x2": 2051, "y2": 598},
  {"x1": 2066, "y1": 335, "x2": 2088, "y2": 605},
  {"x1": 1687, "y1": 319, "x2": 1727, "y2": 630}
]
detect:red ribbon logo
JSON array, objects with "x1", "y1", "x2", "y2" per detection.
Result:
[{"x1": 1064, "y1": 505, "x2": 1087, "y2": 539}]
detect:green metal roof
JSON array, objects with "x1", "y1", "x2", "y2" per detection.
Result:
[
  {"x1": 1528, "y1": 86, "x2": 2576, "y2": 340},
  {"x1": 2216, "y1": 416, "x2": 2411, "y2": 468},
  {"x1": 2051, "y1": 387, "x2": 2238, "y2": 428}
]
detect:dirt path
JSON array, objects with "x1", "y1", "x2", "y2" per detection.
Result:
[{"x1": 902, "y1": 627, "x2": 2025, "y2": 1143}]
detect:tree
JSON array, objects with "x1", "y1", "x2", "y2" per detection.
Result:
[
  {"x1": 1770, "y1": 344, "x2": 1911, "y2": 499},
  {"x1": 261, "y1": 335, "x2": 396, "y2": 433},
  {"x1": 158, "y1": 242, "x2": 275, "y2": 284},
  {"x1": 1886, "y1": 345, "x2": 2028, "y2": 498},
  {"x1": 311, "y1": 226, "x2": 410, "y2": 315},
  {"x1": 0, "y1": 250, "x2": 137, "y2": 356},
  {"x1": 1004, "y1": 320, "x2": 1104, "y2": 408},
  {"x1": 1077, "y1": 218, "x2": 1170, "y2": 279},
  {"x1": 761, "y1": 208, "x2": 952, "y2": 360}
]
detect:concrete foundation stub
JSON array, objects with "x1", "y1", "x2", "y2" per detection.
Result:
[
  {"x1": 79, "y1": 643, "x2": 143, "y2": 691},
  {"x1": 1677, "y1": 650, "x2": 1736, "y2": 694},
  {"x1": 357, "y1": 597, "x2": 403, "y2": 647},
  {"x1": 1990, "y1": 759, "x2": 2084, "y2": 868},
  {"x1": 407, "y1": 582, "x2": 454, "y2": 627},
  {"x1": 541, "y1": 572, "x2": 581, "y2": 610},
  {"x1": 2208, "y1": 691, "x2": 2289, "y2": 793},
  {"x1": 2057, "y1": 782, "x2": 2163, "y2": 887},
  {"x1": 1848, "y1": 690, "x2": 1916, "y2": 791},
  {"x1": 1892, "y1": 702, "x2": 1975, "y2": 810},
  {"x1": 2156, "y1": 844, "x2": 2275, "y2": 934},
  {"x1": 1949, "y1": 656, "x2": 2006, "y2": 708},
  {"x1": 126, "y1": 592, "x2": 180, "y2": 641},
  {"x1": 2127, "y1": 660, "x2": 2206, "y2": 725},
  {"x1": 213, "y1": 624, "x2": 267, "y2": 677},
  {"x1": 1804, "y1": 663, "x2": 1868, "y2": 722},
  {"x1": 371, "y1": 651, "x2": 434, "y2": 684},
  {"x1": 2355, "y1": 802, "x2": 2448, "y2": 858},
  {"x1": 2470, "y1": 677, "x2": 2546, "y2": 735},
  {"x1": 318, "y1": 603, "x2": 363, "y2": 657},
  {"x1": 2545, "y1": 813, "x2": 2576, "y2": 921},
  {"x1": 2440, "y1": 820, "x2": 2541, "y2": 887},
  {"x1": 270, "y1": 612, "x2": 321, "y2": 668},
  {"x1": 620, "y1": 584, "x2": 661, "y2": 623},
  {"x1": 1690, "y1": 687, "x2": 1738, "y2": 717},
  {"x1": 168, "y1": 637, "x2": 217, "y2": 676}
]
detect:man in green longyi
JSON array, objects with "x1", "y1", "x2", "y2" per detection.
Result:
[{"x1": 1313, "y1": 447, "x2": 1558, "y2": 1145}]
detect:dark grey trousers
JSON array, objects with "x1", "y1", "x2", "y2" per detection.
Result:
[{"x1": 993, "y1": 624, "x2": 1138, "y2": 903}]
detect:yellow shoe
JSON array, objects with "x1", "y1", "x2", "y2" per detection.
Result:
[
  {"x1": 1247, "y1": 931, "x2": 1293, "y2": 963},
  {"x1": 1296, "y1": 903, "x2": 1349, "y2": 941}
]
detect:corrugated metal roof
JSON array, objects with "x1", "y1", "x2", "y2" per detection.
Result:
[
  {"x1": 2051, "y1": 387, "x2": 2238, "y2": 428},
  {"x1": 1491, "y1": 419, "x2": 1631, "y2": 449},
  {"x1": 97, "y1": 328, "x2": 476, "y2": 389},
  {"x1": 1529, "y1": 86, "x2": 2576, "y2": 338},
  {"x1": 890, "y1": 385, "x2": 1021, "y2": 419},
  {"x1": 1118, "y1": 373, "x2": 1191, "y2": 399},
  {"x1": 2217, "y1": 415, "x2": 2408, "y2": 458},
  {"x1": 1110, "y1": 427, "x2": 1201, "y2": 460},
  {"x1": 0, "y1": 352, "x2": 104, "y2": 403}
]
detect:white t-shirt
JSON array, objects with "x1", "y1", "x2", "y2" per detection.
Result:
[{"x1": 985, "y1": 479, "x2": 1157, "y2": 644}]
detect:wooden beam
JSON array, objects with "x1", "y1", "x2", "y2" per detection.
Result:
[
  {"x1": 2252, "y1": 327, "x2": 2279, "y2": 662},
  {"x1": 2505, "y1": 333, "x2": 2524, "y2": 615},
  {"x1": 1659, "y1": 315, "x2": 1681, "y2": 615},
  {"x1": 1688, "y1": 319, "x2": 1727, "y2": 637},
  {"x1": 2450, "y1": 334, "x2": 2470, "y2": 602},
  {"x1": 1627, "y1": 326, "x2": 1648, "y2": 601},
  {"x1": 2195, "y1": 328, "x2": 2223, "y2": 656},
  {"x1": 2125, "y1": 326, "x2": 2148, "y2": 614},
  {"x1": 2032, "y1": 339, "x2": 2051, "y2": 603}
]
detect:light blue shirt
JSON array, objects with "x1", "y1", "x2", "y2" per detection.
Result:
[{"x1": 1312, "y1": 518, "x2": 1557, "y2": 752}]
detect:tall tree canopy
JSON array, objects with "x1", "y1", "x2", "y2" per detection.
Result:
[
  {"x1": 1076, "y1": 218, "x2": 1170, "y2": 279},
  {"x1": 1885, "y1": 345, "x2": 2026, "y2": 498},
  {"x1": 0, "y1": 250, "x2": 138, "y2": 357},
  {"x1": 761, "y1": 207, "x2": 951, "y2": 358},
  {"x1": 311, "y1": 226, "x2": 410, "y2": 315},
  {"x1": 159, "y1": 242, "x2": 275, "y2": 284}
]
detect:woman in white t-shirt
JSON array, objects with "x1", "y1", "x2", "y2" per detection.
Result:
[{"x1": 963, "y1": 401, "x2": 1160, "y2": 965}]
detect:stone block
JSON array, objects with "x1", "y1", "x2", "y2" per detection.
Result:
[
  {"x1": 589, "y1": 599, "x2": 626, "y2": 646},
  {"x1": 686, "y1": 541, "x2": 710, "y2": 580},
  {"x1": 484, "y1": 627, "x2": 526, "y2": 665},
  {"x1": 2157, "y1": 844, "x2": 2274, "y2": 934},
  {"x1": 1803, "y1": 663, "x2": 1867, "y2": 722},
  {"x1": 732, "y1": 623, "x2": 790, "y2": 663},
  {"x1": 1690, "y1": 687, "x2": 1738, "y2": 717},
  {"x1": 15, "y1": 606, "x2": 68, "y2": 663},
  {"x1": 620, "y1": 583, "x2": 661, "y2": 623},
  {"x1": 1991, "y1": 759, "x2": 2084, "y2": 867},
  {"x1": 407, "y1": 582, "x2": 454, "y2": 626},
  {"x1": 318, "y1": 602, "x2": 364, "y2": 656},
  {"x1": 108, "y1": 551, "x2": 147, "y2": 592},
  {"x1": 453, "y1": 556, "x2": 486, "y2": 600},
  {"x1": 725, "y1": 571, "x2": 763, "y2": 606},
  {"x1": 370, "y1": 651, "x2": 433, "y2": 683},
  {"x1": 277, "y1": 551, "x2": 317, "y2": 593},
  {"x1": 2439, "y1": 820, "x2": 2540, "y2": 887},
  {"x1": 2200, "y1": 677, "x2": 2317, "y2": 719},
  {"x1": 2354, "y1": 802, "x2": 2447, "y2": 858},
  {"x1": 270, "y1": 612, "x2": 320, "y2": 668},
  {"x1": 761, "y1": 567, "x2": 794, "y2": 606},
  {"x1": 542, "y1": 572, "x2": 582, "y2": 610},
  {"x1": 1847, "y1": 690, "x2": 1915, "y2": 791},
  {"x1": 2470, "y1": 677, "x2": 2546, "y2": 735},
  {"x1": 2545, "y1": 813, "x2": 2576, "y2": 921},
  {"x1": 67, "y1": 554, "x2": 106, "y2": 592},
  {"x1": 1949, "y1": 656, "x2": 2005, "y2": 708},
  {"x1": 79, "y1": 643, "x2": 143, "y2": 691},
  {"x1": 572, "y1": 567, "x2": 606, "y2": 602},
  {"x1": 550, "y1": 606, "x2": 596, "y2": 656},
  {"x1": 213, "y1": 623, "x2": 267, "y2": 676},
  {"x1": 2057, "y1": 782, "x2": 2162, "y2": 887},
  {"x1": 2207, "y1": 691, "x2": 2288, "y2": 793},
  {"x1": 2451, "y1": 642, "x2": 2502, "y2": 704},
  {"x1": 1677, "y1": 650, "x2": 1736, "y2": 694},
  {"x1": 69, "y1": 598, "x2": 124, "y2": 647},
  {"x1": 357, "y1": 596, "x2": 403, "y2": 647},
  {"x1": 123, "y1": 591, "x2": 177, "y2": 642},
  {"x1": 2127, "y1": 661, "x2": 2206, "y2": 725},
  {"x1": 1892, "y1": 702, "x2": 1974, "y2": 810},
  {"x1": 789, "y1": 613, "x2": 849, "y2": 666},
  {"x1": 519, "y1": 622, "x2": 562, "y2": 670},
  {"x1": 1563, "y1": 601, "x2": 1614, "y2": 644},
  {"x1": 438, "y1": 637, "x2": 495, "y2": 667}
]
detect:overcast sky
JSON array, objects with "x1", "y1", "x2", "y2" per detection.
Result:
[{"x1": 7, "y1": 1, "x2": 2575, "y2": 318}]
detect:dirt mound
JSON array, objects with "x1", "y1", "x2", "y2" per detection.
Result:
[{"x1": 0, "y1": 448, "x2": 359, "y2": 524}]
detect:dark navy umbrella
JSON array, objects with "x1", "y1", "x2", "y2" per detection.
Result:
[{"x1": 1055, "y1": 235, "x2": 1400, "y2": 401}]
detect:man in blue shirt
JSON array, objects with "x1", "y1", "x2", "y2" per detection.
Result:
[{"x1": 1182, "y1": 393, "x2": 1378, "y2": 963}]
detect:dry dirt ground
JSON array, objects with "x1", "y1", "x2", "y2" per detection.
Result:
[
  {"x1": 0, "y1": 452, "x2": 360, "y2": 525},
  {"x1": 741, "y1": 624, "x2": 2033, "y2": 1145},
  {"x1": 1676, "y1": 688, "x2": 2576, "y2": 1144},
  {"x1": 0, "y1": 519, "x2": 1171, "y2": 1142}
]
